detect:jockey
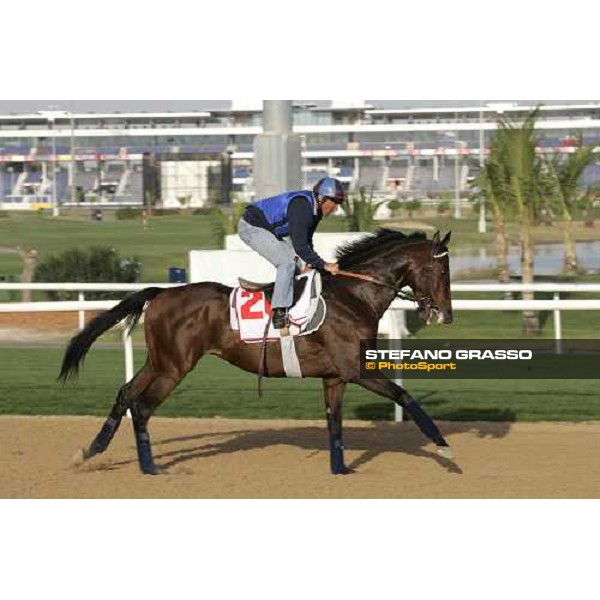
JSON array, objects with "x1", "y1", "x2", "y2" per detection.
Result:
[{"x1": 238, "y1": 177, "x2": 345, "y2": 329}]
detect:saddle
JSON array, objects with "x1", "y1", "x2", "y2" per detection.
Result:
[
  {"x1": 238, "y1": 276, "x2": 308, "y2": 308},
  {"x1": 238, "y1": 278, "x2": 269, "y2": 291},
  {"x1": 230, "y1": 270, "x2": 326, "y2": 343}
]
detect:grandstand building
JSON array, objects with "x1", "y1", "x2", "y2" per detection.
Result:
[{"x1": 1, "y1": 100, "x2": 599, "y2": 210}]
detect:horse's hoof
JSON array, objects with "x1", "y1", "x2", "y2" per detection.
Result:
[
  {"x1": 72, "y1": 448, "x2": 89, "y2": 466},
  {"x1": 332, "y1": 466, "x2": 355, "y2": 476},
  {"x1": 437, "y1": 445, "x2": 454, "y2": 460},
  {"x1": 142, "y1": 464, "x2": 168, "y2": 476}
]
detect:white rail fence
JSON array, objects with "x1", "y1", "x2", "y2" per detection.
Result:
[
  {"x1": 0, "y1": 283, "x2": 182, "y2": 383},
  {"x1": 1, "y1": 282, "x2": 600, "y2": 420}
]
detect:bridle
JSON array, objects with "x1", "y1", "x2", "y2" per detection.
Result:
[{"x1": 337, "y1": 247, "x2": 449, "y2": 318}]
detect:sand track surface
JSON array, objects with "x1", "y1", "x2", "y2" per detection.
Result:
[{"x1": 1, "y1": 416, "x2": 598, "y2": 498}]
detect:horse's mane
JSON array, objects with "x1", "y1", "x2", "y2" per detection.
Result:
[{"x1": 336, "y1": 228, "x2": 428, "y2": 268}]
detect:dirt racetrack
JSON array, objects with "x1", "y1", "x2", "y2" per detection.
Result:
[{"x1": 1, "y1": 416, "x2": 599, "y2": 498}]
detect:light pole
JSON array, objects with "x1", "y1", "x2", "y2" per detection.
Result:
[
  {"x1": 70, "y1": 107, "x2": 76, "y2": 204},
  {"x1": 39, "y1": 109, "x2": 67, "y2": 217},
  {"x1": 443, "y1": 130, "x2": 463, "y2": 220},
  {"x1": 454, "y1": 138, "x2": 461, "y2": 219},
  {"x1": 478, "y1": 104, "x2": 487, "y2": 233},
  {"x1": 51, "y1": 121, "x2": 58, "y2": 216},
  {"x1": 301, "y1": 135, "x2": 309, "y2": 189}
]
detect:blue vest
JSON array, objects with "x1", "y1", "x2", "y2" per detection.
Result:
[{"x1": 251, "y1": 190, "x2": 316, "y2": 236}]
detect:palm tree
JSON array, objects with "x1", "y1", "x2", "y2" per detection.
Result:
[
  {"x1": 493, "y1": 108, "x2": 544, "y2": 334},
  {"x1": 543, "y1": 144, "x2": 594, "y2": 273},
  {"x1": 476, "y1": 146, "x2": 517, "y2": 284},
  {"x1": 346, "y1": 184, "x2": 385, "y2": 232}
]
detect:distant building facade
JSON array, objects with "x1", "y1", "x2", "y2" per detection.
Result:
[{"x1": 1, "y1": 100, "x2": 599, "y2": 210}]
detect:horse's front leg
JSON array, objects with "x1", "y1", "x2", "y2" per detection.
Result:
[
  {"x1": 355, "y1": 377, "x2": 452, "y2": 457},
  {"x1": 322, "y1": 377, "x2": 353, "y2": 475}
]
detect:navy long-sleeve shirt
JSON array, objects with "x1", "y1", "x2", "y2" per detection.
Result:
[
  {"x1": 287, "y1": 196, "x2": 324, "y2": 270},
  {"x1": 243, "y1": 195, "x2": 326, "y2": 270}
]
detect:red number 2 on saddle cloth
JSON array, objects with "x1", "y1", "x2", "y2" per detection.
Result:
[{"x1": 240, "y1": 291, "x2": 272, "y2": 320}]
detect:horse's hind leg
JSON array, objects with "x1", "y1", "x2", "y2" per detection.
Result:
[
  {"x1": 74, "y1": 366, "x2": 155, "y2": 465},
  {"x1": 129, "y1": 373, "x2": 179, "y2": 475}
]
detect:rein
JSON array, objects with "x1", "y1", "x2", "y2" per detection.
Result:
[{"x1": 336, "y1": 270, "x2": 416, "y2": 303}]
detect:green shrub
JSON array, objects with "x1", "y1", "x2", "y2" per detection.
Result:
[
  {"x1": 387, "y1": 200, "x2": 401, "y2": 212},
  {"x1": 152, "y1": 208, "x2": 180, "y2": 217},
  {"x1": 192, "y1": 207, "x2": 214, "y2": 216},
  {"x1": 34, "y1": 246, "x2": 142, "y2": 300},
  {"x1": 437, "y1": 200, "x2": 451, "y2": 215},
  {"x1": 0, "y1": 210, "x2": 9, "y2": 219},
  {"x1": 115, "y1": 207, "x2": 143, "y2": 220},
  {"x1": 405, "y1": 199, "x2": 422, "y2": 218}
]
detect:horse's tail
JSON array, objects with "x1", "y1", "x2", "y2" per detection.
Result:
[{"x1": 57, "y1": 286, "x2": 165, "y2": 383}]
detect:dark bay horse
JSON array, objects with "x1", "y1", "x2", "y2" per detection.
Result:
[{"x1": 59, "y1": 229, "x2": 453, "y2": 475}]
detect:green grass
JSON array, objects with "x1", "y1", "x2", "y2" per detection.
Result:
[
  {"x1": 2, "y1": 209, "x2": 599, "y2": 285},
  {"x1": 0, "y1": 211, "x2": 353, "y2": 284},
  {"x1": 0, "y1": 211, "x2": 223, "y2": 282},
  {"x1": 0, "y1": 347, "x2": 598, "y2": 421},
  {"x1": 398, "y1": 205, "x2": 600, "y2": 247},
  {"x1": 407, "y1": 303, "x2": 600, "y2": 340},
  {"x1": 1, "y1": 210, "x2": 599, "y2": 422}
]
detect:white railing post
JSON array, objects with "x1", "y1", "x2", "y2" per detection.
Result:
[
  {"x1": 389, "y1": 308, "x2": 404, "y2": 422},
  {"x1": 553, "y1": 292, "x2": 562, "y2": 355},
  {"x1": 78, "y1": 291, "x2": 85, "y2": 330},
  {"x1": 122, "y1": 326, "x2": 134, "y2": 382},
  {"x1": 395, "y1": 309, "x2": 409, "y2": 337}
]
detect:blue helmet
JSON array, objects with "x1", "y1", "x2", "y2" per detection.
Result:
[{"x1": 313, "y1": 177, "x2": 346, "y2": 204}]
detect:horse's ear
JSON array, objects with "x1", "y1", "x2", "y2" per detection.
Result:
[
  {"x1": 432, "y1": 230, "x2": 441, "y2": 244},
  {"x1": 441, "y1": 231, "x2": 452, "y2": 246}
]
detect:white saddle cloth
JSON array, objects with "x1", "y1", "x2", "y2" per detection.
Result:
[{"x1": 230, "y1": 270, "x2": 326, "y2": 343}]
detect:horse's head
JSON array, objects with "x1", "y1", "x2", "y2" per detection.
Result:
[
  {"x1": 335, "y1": 228, "x2": 453, "y2": 323},
  {"x1": 407, "y1": 230, "x2": 453, "y2": 325}
]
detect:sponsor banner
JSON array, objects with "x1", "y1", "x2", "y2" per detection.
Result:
[{"x1": 359, "y1": 339, "x2": 600, "y2": 379}]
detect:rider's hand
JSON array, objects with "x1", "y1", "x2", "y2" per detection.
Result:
[
  {"x1": 301, "y1": 264, "x2": 313, "y2": 274},
  {"x1": 324, "y1": 262, "x2": 340, "y2": 275}
]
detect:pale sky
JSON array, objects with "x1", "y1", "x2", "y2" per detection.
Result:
[{"x1": 0, "y1": 100, "x2": 592, "y2": 115}]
